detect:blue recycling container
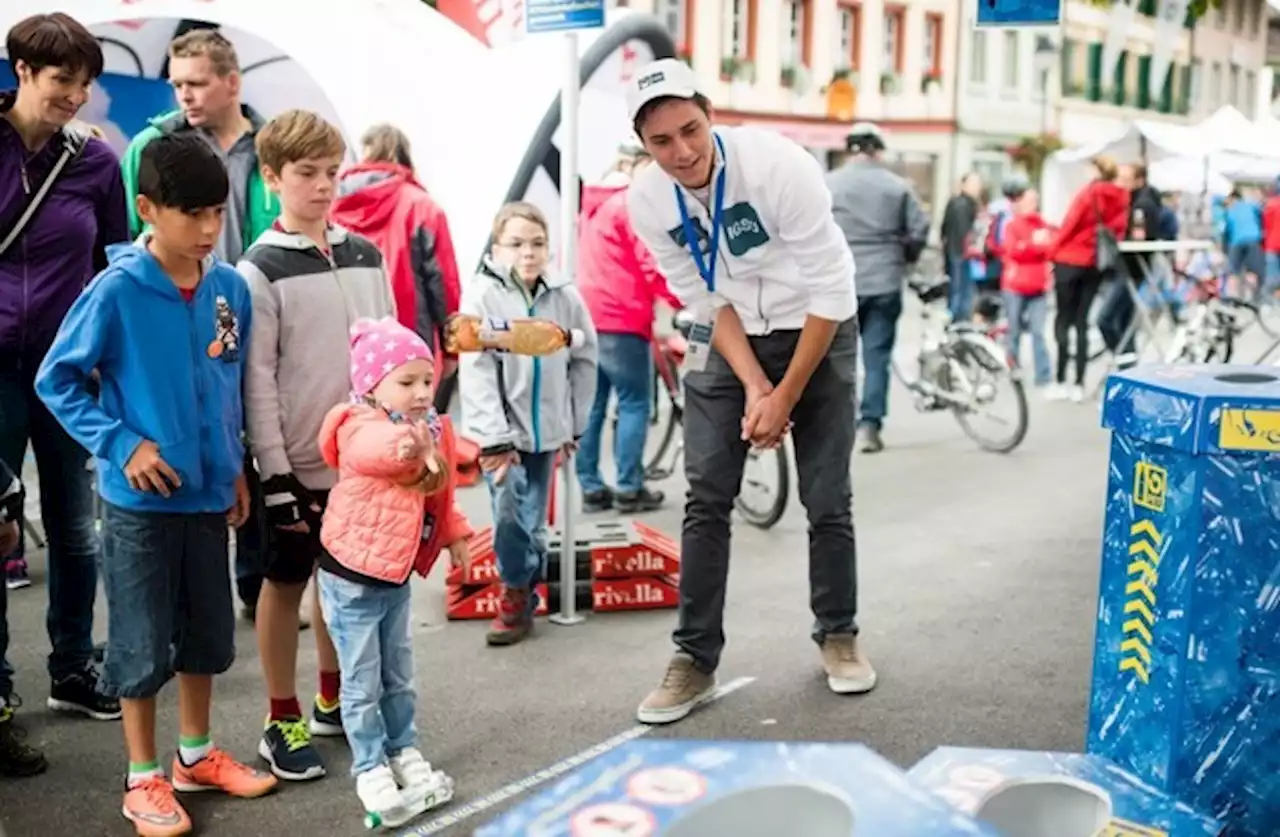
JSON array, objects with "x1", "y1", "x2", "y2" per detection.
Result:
[{"x1": 1088, "y1": 365, "x2": 1280, "y2": 836}]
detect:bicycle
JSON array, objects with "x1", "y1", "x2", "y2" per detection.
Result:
[
  {"x1": 893, "y1": 275, "x2": 1029, "y2": 453},
  {"x1": 641, "y1": 310, "x2": 790, "y2": 530}
]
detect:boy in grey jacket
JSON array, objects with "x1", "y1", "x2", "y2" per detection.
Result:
[
  {"x1": 238, "y1": 110, "x2": 395, "y2": 783},
  {"x1": 459, "y1": 202, "x2": 597, "y2": 647}
]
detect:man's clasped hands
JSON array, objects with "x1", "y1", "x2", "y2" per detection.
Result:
[{"x1": 742, "y1": 379, "x2": 795, "y2": 451}]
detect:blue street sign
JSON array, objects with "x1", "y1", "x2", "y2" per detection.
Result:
[
  {"x1": 976, "y1": 0, "x2": 1062, "y2": 26},
  {"x1": 525, "y1": 0, "x2": 605, "y2": 33}
]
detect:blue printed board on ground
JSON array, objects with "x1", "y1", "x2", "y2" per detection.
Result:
[
  {"x1": 474, "y1": 740, "x2": 1001, "y2": 836},
  {"x1": 909, "y1": 747, "x2": 1221, "y2": 836},
  {"x1": 1089, "y1": 365, "x2": 1280, "y2": 836},
  {"x1": 975, "y1": 0, "x2": 1062, "y2": 26},
  {"x1": 525, "y1": 0, "x2": 606, "y2": 34}
]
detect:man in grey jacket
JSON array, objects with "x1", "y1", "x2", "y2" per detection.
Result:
[{"x1": 826, "y1": 124, "x2": 930, "y2": 453}]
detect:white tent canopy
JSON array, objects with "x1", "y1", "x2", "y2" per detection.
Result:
[
  {"x1": 1041, "y1": 106, "x2": 1280, "y2": 222},
  {"x1": 0, "y1": 0, "x2": 651, "y2": 272}
]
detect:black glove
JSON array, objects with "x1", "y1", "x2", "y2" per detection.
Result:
[
  {"x1": 0, "y1": 477, "x2": 21, "y2": 526},
  {"x1": 260, "y1": 473, "x2": 317, "y2": 529}
]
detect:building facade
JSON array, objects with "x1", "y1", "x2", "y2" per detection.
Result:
[
  {"x1": 954, "y1": 0, "x2": 1270, "y2": 188},
  {"x1": 629, "y1": 0, "x2": 960, "y2": 217}
]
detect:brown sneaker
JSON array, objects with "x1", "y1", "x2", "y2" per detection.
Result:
[
  {"x1": 820, "y1": 634, "x2": 877, "y2": 694},
  {"x1": 485, "y1": 586, "x2": 532, "y2": 646},
  {"x1": 635, "y1": 654, "x2": 717, "y2": 725}
]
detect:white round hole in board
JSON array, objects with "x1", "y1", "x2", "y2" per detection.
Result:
[
  {"x1": 974, "y1": 775, "x2": 1113, "y2": 837},
  {"x1": 664, "y1": 783, "x2": 854, "y2": 837}
]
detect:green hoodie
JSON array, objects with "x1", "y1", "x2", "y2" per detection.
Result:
[{"x1": 120, "y1": 107, "x2": 280, "y2": 251}]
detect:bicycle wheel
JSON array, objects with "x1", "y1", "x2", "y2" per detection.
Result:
[
  {"x1": 947, "y1": 333, "x2": 1029, "y2": 454},
  {"x1": 643, "y1": 351, "x2": 682, "y2": 480},
  {"x1": 735, "y1": 444, "x2": 789, "y2": 530}
]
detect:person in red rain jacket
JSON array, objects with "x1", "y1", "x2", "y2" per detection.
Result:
[
  {"x1": 1000, "y1": 188, "x2": 1055, "y2": 389},
  {"x1": 1262, "y1": 178, "x2": 1280, "y2": 298},
  {"x1": 1047, "y1": 155, "x2": 1130, "y2": 401},
  {"x1": 574, "y1": 151, "x2": 682, "y2": 515},
  {"x1": 331, "y1": 125, "x2": 461, "y2": 406}
]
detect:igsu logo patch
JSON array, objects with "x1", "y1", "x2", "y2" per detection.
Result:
[
  {"x1": 638, "y1": 71, "x2": 665, "y2": 90},
  {"x1": 721, "y1": 203, "x2": 770, "y2": 256}
]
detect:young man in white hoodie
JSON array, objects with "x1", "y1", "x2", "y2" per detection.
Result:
[{"x1": 625, "y1": 59, "x2": 875, "y2": 725}]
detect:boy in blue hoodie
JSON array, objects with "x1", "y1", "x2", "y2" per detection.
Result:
[{"x1": 36, "y1": 133, "x2": 276, "y2": 837}]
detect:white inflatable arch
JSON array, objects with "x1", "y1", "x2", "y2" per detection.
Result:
[{"x1": 0, "y1": 0, "x2": 676, "y2": 272}]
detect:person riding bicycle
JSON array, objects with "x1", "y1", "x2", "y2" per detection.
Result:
[
  {"x1": 826, "y1": 121, "x2": 929, "y2": 453},
  {"x1": 624, "y1": 59, "x2": 873, "y2": 725}
]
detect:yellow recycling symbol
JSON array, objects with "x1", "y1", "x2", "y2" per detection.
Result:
[{"x1": 1121, "y1": 520, "x2": 1163, "y2": 684}]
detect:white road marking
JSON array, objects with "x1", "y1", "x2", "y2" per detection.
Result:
[{"x1": 397, "y1": 676, "x2": 756, "y2": 836}]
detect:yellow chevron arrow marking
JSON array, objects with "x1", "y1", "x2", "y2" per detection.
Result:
[
  {"x1": 1124, "y1": 598, "x2": 1155, "y2": 624},
  {"x1": 1120, "y1": 638, "x2": 1152, "y2": 665},
  {"x1": 1125, "y1": 580, "x2": 1156, "y2": 605},
  {"x1": 1106, "y1": 817, "x2": 1168, "y2": 836},
  {"x1": 1128, "y1": 539, "x2": 1160, "y2": 565},
  {"x1": 1128, "y1": 520, "x2": 1163, "y2": 546},
  {"x1": 1123, "y1": 619, "x2": 1153, "y2": 645},
  {"x1": 1127, "y1": 559, "x2": 1158, "y2": 586},
  {"x1": 1120, "y1": 656, "x2": 1150, "y2": 683}
]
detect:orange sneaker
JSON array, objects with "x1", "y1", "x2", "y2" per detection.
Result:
[
  {"x1": 171, "y1": 748, "x2": 278, "y2": 798},
  {"x1": 122, "y1": 776, "x2": 192, "y2": 837}
]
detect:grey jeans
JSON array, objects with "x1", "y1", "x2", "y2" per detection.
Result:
[{"x1": 674, "y1": 318, "x2": 859, "y2": 674}]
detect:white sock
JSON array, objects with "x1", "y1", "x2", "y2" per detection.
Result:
[
  {"x1": 178, "y1": 737, "x2": 214, "y2": 765},
  {"x1": 127, "y1": 762, "x2": 164, "y2": 787}
]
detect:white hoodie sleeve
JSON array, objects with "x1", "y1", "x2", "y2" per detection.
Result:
[
  {"x1": 627, "y1": 174, "x2": 727, "y2": 312},
  {"x1": 761, "y1": 133, "x2": 857, "y2": 323}
]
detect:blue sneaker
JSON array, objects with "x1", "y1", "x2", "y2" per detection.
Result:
[
  {"x1": 258, "y1": 717, "x2": 325, "y2": 781},
  {"x1": 309, "y1": 697, "x2": 343, "y2": 738}
]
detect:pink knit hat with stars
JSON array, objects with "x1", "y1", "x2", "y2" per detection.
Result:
[{"x1": 349, "y1": 317, "x2": 433, "y2": 399}]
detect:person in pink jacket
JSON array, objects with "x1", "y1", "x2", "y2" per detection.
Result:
[
  {"x1": 315, "y1": 317, "x2": 471, "y2": 820},
  {"x1": 575, "y1": 151, "x2": 682, "y2": 514}
]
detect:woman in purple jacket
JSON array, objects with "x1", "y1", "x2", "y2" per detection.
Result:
[{"x1": 0, "y1": 12, "x2": 129, "y2": 775}]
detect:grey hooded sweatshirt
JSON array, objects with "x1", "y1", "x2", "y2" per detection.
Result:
[{"x1": 458, "y1": 257, "x2": 598, "y2": 454}]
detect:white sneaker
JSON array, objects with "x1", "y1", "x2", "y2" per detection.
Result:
[
  {"x1": 356, "y1": 764, "x2": 401, "y2": 814},
  {"x1": 1068, "y1": 384, "x2": 1085, "y2": 403},
  {"x1": 389, "y1": 747, "x2": 434, "y2": 788}
]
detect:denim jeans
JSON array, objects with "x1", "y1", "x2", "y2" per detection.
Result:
[
  {"x1": 99, "y1": 504, "x2": 235, "y2": 699},
  {"x1": 317, "y1": 571, "x2": 416, "y2": 776},
  {"x1": 676, "y1": 319, "x2": 859, "y2": 674},
  {"x1": 947, "y1": 256, "x2": 974, "y2": 322},
  {"x1": 485, "y1": 451, "x2": 555, "y2": 594},
  {"x1": 856, "y1": 292, "x2": 902, "y2": 430},
  {"x1": 0, "y1": 360, "x2": 98, "y2": 697},
  {"x1": 1098, "y1": 278, "x2": 1136, "y2": 360},
  {"x1": 1002, "y1": 292, "x2": 1051, "y2": 386},
  {"x1": 577, "y1": 333, "x2": 652, "y2": 494},
  {"x1": 1265, "y1": 253, "x2": 1280, "y2": 298}
]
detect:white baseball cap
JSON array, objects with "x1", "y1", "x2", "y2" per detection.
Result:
[{"x1": 626, "y1": 58, "x2": 703, "y2": 124}]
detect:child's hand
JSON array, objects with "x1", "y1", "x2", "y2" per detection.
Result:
[
  {"x1": 126, "y1": 440, "x2": 181, "y2": 497},
  {"x1": 447, "y1": 539, "x2": 470, "y2": 573},
  {"x1": 395, "y1": 431, "x2": 425, "y2": 462},
  {"x1": 226, "y1": 474, "x2": 251, "y2": 528}
]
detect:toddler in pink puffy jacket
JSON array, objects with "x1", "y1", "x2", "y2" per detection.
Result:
[{"x1": 315, "y1": 317, "x2": 471, "y2": 821}]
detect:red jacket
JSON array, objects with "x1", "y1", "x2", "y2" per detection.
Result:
[
  {"x1": 1001, "y1": 213, "x2": 1055, "y2": 296},
  {"x1": 331, "y1": 162, "x2": 461, "y2": 371},
  {"x1": 1050, "y1": 181, "x2": 1130, "y2": 268},
  {"x1": 576, "y1": 184, "x2": 682, "y2": 339},
  {"x1": 1263, "y1": 196, "x2": 1280, "y2": 253}
]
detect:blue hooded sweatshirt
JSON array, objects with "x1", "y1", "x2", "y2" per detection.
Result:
[{"x1": 35, "y1": 241, "x2": 252, "y2": 513}]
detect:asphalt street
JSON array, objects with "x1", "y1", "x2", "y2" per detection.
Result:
[{"x1": 3, "y1": 303, "x2": 1228, "y2": 836}]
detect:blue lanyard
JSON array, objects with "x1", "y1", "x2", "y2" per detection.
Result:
[{"x1": 674, "y1": 134, "x2": 727, "y2": 293}]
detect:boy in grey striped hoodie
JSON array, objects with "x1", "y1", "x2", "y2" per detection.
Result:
[{"x1": 238, "y1": 110, "x2": 395, "y2": 784}]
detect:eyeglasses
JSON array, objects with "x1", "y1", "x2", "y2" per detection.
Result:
[{"x1": 498, "y1": 239, "x2": 548, "y2": 252}]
